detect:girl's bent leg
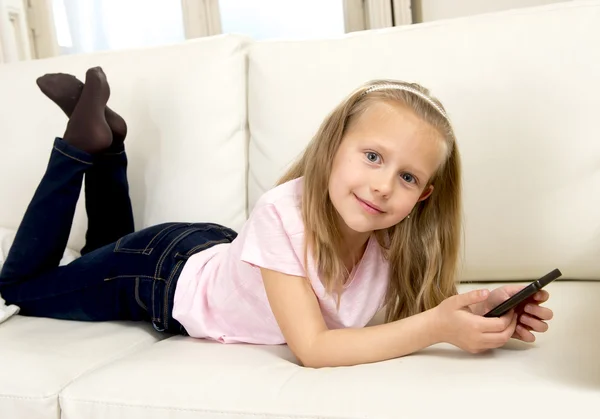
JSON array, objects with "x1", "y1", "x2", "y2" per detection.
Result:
[
  {"x1": 36, "y1": 70, "x2": 134, "y2": 255},
  {"x1": 81, "y1": 148, "x2": 135, "y2": 255},
  {"x1": 0, "y1": 139, "x2": 91, "y2": 284},
  {"x1": 1, "y1": 66, "x2": 112, "y2": 285}
]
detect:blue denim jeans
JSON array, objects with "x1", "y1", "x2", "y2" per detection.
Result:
[{"x1": 0, "y1": 138, "x2": 236, "y2": 334}]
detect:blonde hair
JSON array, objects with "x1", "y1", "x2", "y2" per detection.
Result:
[{"x1": 278, "y1": 79, "x2": 462, "y2": 323}]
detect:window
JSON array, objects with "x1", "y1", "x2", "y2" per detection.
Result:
[
  {"x1": 218, "y1": 0, "x2": 346, "y2": 40},
  {"x1": 51, "y1": 0, "x2": 185, "y2": 55}
]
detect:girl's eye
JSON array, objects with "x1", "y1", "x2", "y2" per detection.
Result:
[
  {"x1": 365, "y1": 152, "x2": 380, "y2": 163},
  {"x1": 401, "y1": 173, "x2": 415, "y2": 184}
]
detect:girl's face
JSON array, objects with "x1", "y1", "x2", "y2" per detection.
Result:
[{"x1": 328, "y1": 100, "x2": 446, "y2": 238}]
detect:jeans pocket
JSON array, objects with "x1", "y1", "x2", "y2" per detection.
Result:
[{"x1": 113, "y1": 223, "x2": 186, "y2": 255}]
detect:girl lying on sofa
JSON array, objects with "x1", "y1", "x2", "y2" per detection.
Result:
[{"x1": 0, "y1": 67, "x2": 553, "y2": 367}]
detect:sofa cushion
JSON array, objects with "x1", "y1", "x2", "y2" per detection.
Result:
[
  {"x1": 0, "y1": 34, "x2": 250, "y2": 253},
  {"x1": 58, "y1": 281, "x2": 600, "y2": 419},
  {"x1": 0, "y1": 316, "x2": 163, "y2": 419},
  {"x1": 246, "y1": 1, "x2": 600, "y2": 281}
]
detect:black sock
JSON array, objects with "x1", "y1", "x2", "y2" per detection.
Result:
[
  {"x1": 37, "y1": 71, "x2": 128, "y2": 147},
  {"x1": 62, "y1": 67, "x2": 112, "y2": 154}
]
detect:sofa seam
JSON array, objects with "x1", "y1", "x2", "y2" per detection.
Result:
[
  {"x1": 57, "y1": 398, "x2": 363, "y2": 419},
  {"x1": 0, "y1": 393, "x2": 57, "y2": 401},
  {"x1": 0, "y1": 338, "x2": 158, "y2": 402},
  {"x1": 55, "y1": 335, "x2": 163, "y2": 400}
]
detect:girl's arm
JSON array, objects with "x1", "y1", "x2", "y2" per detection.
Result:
[{"x1": 260, "y1": 268, "x2": 516, "y2": 368}]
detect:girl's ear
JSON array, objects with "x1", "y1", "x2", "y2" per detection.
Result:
[{"x1": 418, "y1": 185, "x2": 434, "y2": 202}]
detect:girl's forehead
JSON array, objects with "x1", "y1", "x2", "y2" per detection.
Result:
[{"x1": 349, "y1": 100, "x2": 442, "y2": 144}]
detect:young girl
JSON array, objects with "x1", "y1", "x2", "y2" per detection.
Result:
[{"x1": 0, "y1": 67, "x2": 553, "y2": 367}]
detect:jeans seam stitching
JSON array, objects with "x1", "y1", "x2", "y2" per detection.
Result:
[
  {"x1": 151, "y1": 278, "x2": 157, "y2": 323},
  {"x1": 113, "y1": 224, "x2": 179, "y2": 254},
  {"x1": 163, "y1": 259, "x2": 183, "y2": 329},
  {"x1": 143, "y1": 224, "x2": 179, "y2": 253},
  {"x1": 104, "y1": 275, "x2": 154, "y2": 281},
  {"x1": 134, "y1": 277, "x2": 148, "y2": 311},
  {"x1": 53, "y1": 145, "x2": 93, "y2": 165},
  {"x1": 112, "y1": 247, "x2": 148, "y2": 254},
  {"x1": 153, "y1": 229, "x2": 198, "y2": 279}
]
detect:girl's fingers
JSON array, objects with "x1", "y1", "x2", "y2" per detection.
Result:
[
  {"x1": 524, "y1": 303, "x2": 553, "y2": 321},
  {"x1": 484, "y1": 314, "x2": 517, "y2": 348},
  {"x1": 514, "y1": 324, "x2": 536, "y2": 342},
  {"x1": 520, "y1": 314, "x2": 548, "y2": 333}
]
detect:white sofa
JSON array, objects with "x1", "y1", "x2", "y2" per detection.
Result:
[{"x1": 1, "y1": 2, "x2": 600, "y2": 418}]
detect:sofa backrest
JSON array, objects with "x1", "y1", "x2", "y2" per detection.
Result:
[
  {"x1": 1, "y1": 2, "x2": 599, "y2": 281},
  {"x1": 247, "y1": 1, "x2": 600, "y2": 281},
  {"x1": 0, "y1": 35, "x2": 250, "y2": 252}
]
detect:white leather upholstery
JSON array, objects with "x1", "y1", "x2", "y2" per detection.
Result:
[
  {"x1": 247, "y1": 0, "x2": 600, "y2": 282},
  {"x1": 0, "y1": 316, "x2": 163, "y2": 418},
  {"x1": 60, "y1": 281, "x2": 600, "y2": 419}
]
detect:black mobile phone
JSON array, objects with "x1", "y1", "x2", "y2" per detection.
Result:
[{"x1": 483, "y1": 268, "x2": 562, "y2": 318}]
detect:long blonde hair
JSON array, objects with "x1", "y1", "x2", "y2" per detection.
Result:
[{"x1": 278, "y1": 79, "x2": 462, "y2": 323}]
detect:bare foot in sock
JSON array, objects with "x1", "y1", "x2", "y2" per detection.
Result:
[
  {"x1": 62, "y1": 67, "x2": 112, "y2": 154},
  {"x1": 36, "y1": 72, "x2": 128, "y2": 145}
]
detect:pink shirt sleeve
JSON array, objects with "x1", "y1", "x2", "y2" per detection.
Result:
[{"x1": 239, "y1": 202, "x2": 306, "y2": 278}]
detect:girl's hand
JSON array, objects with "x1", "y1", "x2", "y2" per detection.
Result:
[
  {"x1": 469, "y1": 285, "x2": 553, "y2": 343},
  {"x1": 434, "y1": 289, "x2": 518, "y2": 354}
]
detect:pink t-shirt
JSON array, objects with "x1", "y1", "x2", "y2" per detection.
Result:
[{"x1": 172, "y1": 177, "x2": 389, "y2": 344}]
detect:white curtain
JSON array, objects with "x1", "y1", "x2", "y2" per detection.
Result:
[
  {"x1": 218, "y1": 0, "x2": 345, "y2": 40},
  {"x1": 363, "y1": 0, "x2": 412, "y2": 29},
  {"x1": 53, "y1": 0, "x2": 186, "y2": 55}
]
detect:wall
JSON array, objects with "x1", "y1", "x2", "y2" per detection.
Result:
[{"x1": 412, "y1": 0, "x2": 571, "y2": 23}]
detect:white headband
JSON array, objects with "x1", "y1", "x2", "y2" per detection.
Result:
[{"x1": 362, "y1": 84, "x2": 449, "y2": 121}]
